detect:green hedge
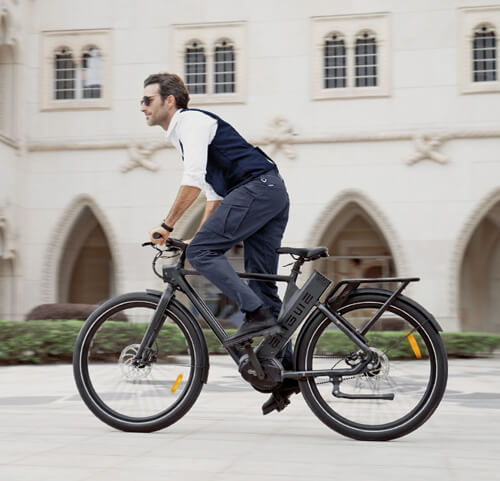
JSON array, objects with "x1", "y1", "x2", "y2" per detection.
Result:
[{"x1": 0, "y1": 320, "x2": 499, "y2": 365}]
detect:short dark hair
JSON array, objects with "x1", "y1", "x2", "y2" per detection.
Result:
[{"x1": 143, "y1": 72, "x2": 190, "y2": 108}]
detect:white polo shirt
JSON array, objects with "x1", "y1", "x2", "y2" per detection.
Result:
[{"x1": 165, "y1": 109, "x2": 223, "y2": 201}]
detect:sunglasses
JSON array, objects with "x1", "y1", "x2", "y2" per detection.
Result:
[{"x1": 140, "y1": 95, "x2": 159, "y2": 106}]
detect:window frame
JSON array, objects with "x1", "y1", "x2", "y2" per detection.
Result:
[
  {"x1": 41, "y1": 29, "x2": 112, "y2": 111},
  {"x1": 354, "y1": 30, "x2": 378, "y2": 88},
  {"x1": 81, "y1": 45, "x2": 104, "y2": 99},
  {"x1": 214, "y1": 38, "x2": 236, "y2": 94},
  {"x1": 324, "y1": 32, "x2": 347, "y2": 89},
  {"x1": 311, "y1": 13, "x2": 391, "y2": 100},
  {"x1": 53, "y1": 46, "x2": 76, "y2": 100},
  {"x1": 172, "y1": 22, "x2": 246, "y2": 105},
  {"x1": 184, "y1": 40, "x2": 207, "y2": 95},
  {"x1": 459, "y1": 6, "x2": 500, "y2": 94}
]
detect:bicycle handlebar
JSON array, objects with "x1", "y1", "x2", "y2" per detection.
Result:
[{"x1": 141, "y1": 236, "x2": 188, "y2": 251}]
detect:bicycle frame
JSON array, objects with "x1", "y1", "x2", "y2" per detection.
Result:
[
  {"x1": 160, "y1": 256, "x2": 305, "y2": 364},
  {"x1": 136, "y1": 245, "x2": 421, "y2": 383}
]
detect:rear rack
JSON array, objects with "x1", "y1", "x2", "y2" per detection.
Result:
[{"x1": 325, "y1": 277, "x2": 420, "y2": 336}]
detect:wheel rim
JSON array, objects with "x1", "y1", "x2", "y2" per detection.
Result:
[
  {"x1": 79, "y1": 301, "x2": 197, "y2": 422},
  {"x1": 305, "y1": 300, "x2": 439, "y2": 431}
]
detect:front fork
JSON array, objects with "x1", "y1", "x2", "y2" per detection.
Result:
[{"x1": 133, "y1": 285, "x2": 176, "y2": 365}]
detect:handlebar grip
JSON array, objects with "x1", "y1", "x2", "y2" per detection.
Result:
[
  {"x1": 142, "y1": 236, "x2": 187, "y2": 250},
  {"x1": 166, "y1": 238, "x2": 187, "y2": 250}
]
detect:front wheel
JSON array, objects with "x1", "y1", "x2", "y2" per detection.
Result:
[
  {"x1": 296, "y1": 290, "x2": 448, "y2": 441},
  {"x1": 73, "y1": 292, "x2": 206, "y2": 432}
]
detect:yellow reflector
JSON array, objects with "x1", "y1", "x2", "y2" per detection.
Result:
[
  {"x1": 407, "y1": 333, "x2": 422, "y2": 359},
  {"x1": 171, "y1": 374, "x2": 183, "y2": 393}
]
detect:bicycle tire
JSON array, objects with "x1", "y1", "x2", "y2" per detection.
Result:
[
  {"x1": 295, "y1": 290, "x2": 448, "y2": 441},
  {"x1": 73, "y1": 292, "x2": 206, "y2": 432}
]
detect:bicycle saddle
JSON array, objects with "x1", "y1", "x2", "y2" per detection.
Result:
[{"x1": 277, "y1": 246, "x2": 328, "y2": 259}]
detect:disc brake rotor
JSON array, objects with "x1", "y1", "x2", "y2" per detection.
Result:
[
  {"x1": 365, "y1": 348, "x2": 390, "y2": 378},
  {"x1": 119, "y1": 344, "x2": 153, "y2": 380}
]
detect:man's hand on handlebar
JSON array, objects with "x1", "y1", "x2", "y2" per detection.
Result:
[
  {"x1": 150, "y1": 226, "x2": 170, "y2": 245},
  {"x1": 142, "y1": 236, "x2": 188, "y2": 251}
]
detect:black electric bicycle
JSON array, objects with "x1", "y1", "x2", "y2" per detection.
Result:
[{"x1": 73, "y1": 238, "x2": 448, "y2": 441}]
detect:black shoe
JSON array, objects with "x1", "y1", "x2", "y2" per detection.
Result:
[
  {"x1": 224, "y1": 306, "x2": 282, "y2": 346},
  {"x1": 262, "y1": 379, "x2": 301, "y2": 415}
]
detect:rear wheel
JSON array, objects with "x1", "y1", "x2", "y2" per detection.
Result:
[
  {"x1": 73, "y1": 292, "x2": 205, "y2": 432},
  {"x1": 296, "y1": 291, "x2": 448, "y2": 441}
]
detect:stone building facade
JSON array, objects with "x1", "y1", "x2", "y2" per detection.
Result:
[{"x1": 1, "y1": 0, "x2": 500, "y2": 332}]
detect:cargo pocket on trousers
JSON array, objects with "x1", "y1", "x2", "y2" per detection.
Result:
[{"x1": 221, "y1": 204, "x2": 251, "y2": 238}]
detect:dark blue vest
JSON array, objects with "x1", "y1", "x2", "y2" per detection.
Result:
[{"x1": 180, "y1": 108, "x2": 276, "y2": 197}]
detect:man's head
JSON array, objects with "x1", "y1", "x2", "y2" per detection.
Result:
[{"x1": 141, "y1": 73, "x2": 190, "y2": 129}]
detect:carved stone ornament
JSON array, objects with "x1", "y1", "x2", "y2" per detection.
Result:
[
  {"x1": 263, "y1": 117, "x2": 297, "y2": 160},
  {"x1": 122, "y1": 141, "x2": 164, "y2": 173},
  {"x1": 0, "y1": 198, "x2": 17, "y2": 260},
  {"x1": 406, "y1": 133, "x2": 449, "y2": 165}
]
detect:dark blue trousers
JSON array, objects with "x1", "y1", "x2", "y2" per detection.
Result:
[{"x1": 186, "y1": 170, "x2": 292, "y2": 367}]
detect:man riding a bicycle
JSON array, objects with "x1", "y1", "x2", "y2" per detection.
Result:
[{"x1": 141, "y1": 72, "x2": 299, "y2": 414}]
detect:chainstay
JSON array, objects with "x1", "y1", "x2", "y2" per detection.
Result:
[{"x1": 312, "y1": 355, "x2": 365, "y2": 384}]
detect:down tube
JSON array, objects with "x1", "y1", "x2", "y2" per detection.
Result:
[{"x1": 175, "y1": 275, "x2": 242, "y2": 363}]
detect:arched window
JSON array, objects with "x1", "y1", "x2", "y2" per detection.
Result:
[
  {"x1": 185, "y1": 41, "x2": 206, "y2": 94},
  {"x1": 324, "y1": 33, "x2": 347, "y2": 89},
  {"x1": 214, "y1": 40, "x2": 235, "y2": 93},
  {"x1": 473, "y1": 24, "x2": 497, "y2": 82},
  {"x1": 355, "y1": 31, "x2": 377, "y2": 87},
  {"x1": 54, "y1": 47, "x2": 76, "y2": 100},
  {"x1": 81, "y1": 46, "x2": 103, "y2": 98}
]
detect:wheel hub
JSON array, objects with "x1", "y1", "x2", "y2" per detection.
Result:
[
  {"x1": 345, "y1": 348, "x2": 390, "y2": 378},
  {"x1": 119, "y1": 344, "x2": 153, "y2": 380},
  {"x1": 365, "y1": 348, "x2": 390, "y2": 378}
]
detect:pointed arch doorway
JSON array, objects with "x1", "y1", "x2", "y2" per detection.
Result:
[
  {"x1": 316, "y1": 202, "x2": 397, "y2": 286},
  {"x1": 58, "y1": 206, "x2": 114, "y2": 304},
  {"x1": 460, "y1": 201, "x2": 500, "y2": 333}
]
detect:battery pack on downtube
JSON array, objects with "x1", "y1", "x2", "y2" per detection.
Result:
[{"x1": 256, "y1": 271, "x2": 331, "y2": 359}]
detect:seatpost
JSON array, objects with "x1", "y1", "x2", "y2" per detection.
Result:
[{"x1": 290, "y1": 258, "x2": 304, "y2": 282}]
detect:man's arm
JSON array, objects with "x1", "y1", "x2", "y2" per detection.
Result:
[
  {"x1": 198, "y1": 200, "x2": 221, "y2": 230},
  {"x1": 183, "y1": 199, "x2": 220, "y2": 242},
  {"x1": 164, "y1": 185, "x2": 202, "y2": 227},
  {"x1": 150, "y1": 185, "x2": 201, "y2": 244}
]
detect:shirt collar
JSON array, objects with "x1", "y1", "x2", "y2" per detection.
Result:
[{"x1": 165, "y1": 109, "x2": 182, "y2": 141}]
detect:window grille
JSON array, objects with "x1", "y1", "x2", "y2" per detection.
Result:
[
  {"x1": 214, "y1": 40, "x2": 235, "y2": 93},
  {"x1": 82, "y1": 47, "x2": 102, "y2": 98},
  {"x1": 54, "y1": 48, "x2": 76, "y2": 99},
  {"x1": 324, "y1": 34, "x2": 347, "y2": 89},
  {"x1": 185, "y1": 42, "x2": 206, "y2": 94},
  {"x1": 355, "y1": 32, "x2": 377, "y2": 87},
  {"x1": 473, "y1": 25, "x2": 497, "y2": 82}
]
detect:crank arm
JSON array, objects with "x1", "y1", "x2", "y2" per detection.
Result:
[
  {"x1": 243, "y1": 343, "x2": 265, "y2": 380},
  {"x1": 332, "y1": 380, "x2": 394, "y2": 401}
]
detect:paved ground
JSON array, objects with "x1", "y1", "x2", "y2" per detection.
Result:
[{"x1": 0, "y1": 357, "x2": 499, "y2": 481}]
